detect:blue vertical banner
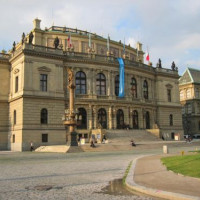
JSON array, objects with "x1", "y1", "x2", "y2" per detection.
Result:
[{"x1": 117, "y1": 58, "x2": 125, "y2": 97}]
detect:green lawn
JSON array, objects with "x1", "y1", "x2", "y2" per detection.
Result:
[{"x1": 161, "y1": 154, "x2": 200, "y2": 178}]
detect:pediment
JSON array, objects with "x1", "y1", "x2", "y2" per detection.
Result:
[{"x1": 38, "y1": 66, "x2": 51, "y2": 72}]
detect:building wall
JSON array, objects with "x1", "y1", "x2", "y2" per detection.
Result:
[
  {"x1": 0, "y1": 60, "x2": 10, "y2": 149},
  {"x1": 0, "y1": 19, "x2": 184, "y2": 150}
]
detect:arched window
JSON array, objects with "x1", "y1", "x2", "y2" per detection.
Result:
[
  {"x1": 131, "y1": 78, "x2": 137, "y2": 98},
  {"x1": 14, "y1": 110, "x2": 16, "y2": 125},
  {"x1": 98, "y1": 108, "x2": 107, "y2": 129},
  {"x1": 169, "y1": 114, "x2": 173, "y2": 126},
  {"x1": 117, "y1": 109, "x2": 124, "y2": 129},
  {"x1": 132, "y1": 110, "x2": 139, "y2": 129},
  {"x1": 75, "y1": 71, "x2": 86, "y2": 94},
  {"x1": 77, "y1": 108, "x2": 87, "y2": 129},
  {"x1": 96, "y1": 73, "x2": 106, "y2": 95},
  {"x1": 115, "y1": 75, "x2": 119, "y2": 96},
  {"x1": 143, "y1": 80, "x2": 148, "y2": 99},
  {"x1": 167, "y1": 89, "x2": 171, "y2": 102},
  {"x1": 41, "y1": 108, "x2": 48, "y2": 124},
  {"x1": 146, "y1": 111, "x2": 150, "y2": 129}
]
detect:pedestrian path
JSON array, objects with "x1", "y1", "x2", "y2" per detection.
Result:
[{"x1": 126, "y1": 154, "x2": 200, "y2": 200}]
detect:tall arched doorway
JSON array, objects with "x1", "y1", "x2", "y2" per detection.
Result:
[
  {"x1": 132, "y1": 110, "x2": 139, "y2": 129},
  {"x1": 117, "y1": 109, "x2": 124, "y2": 129},
  {"x1": 146, "y1": 111, "x2": 150, "y2": 129},
  {"x1": 98, "y1": 108, "x2": 107, "y2": 129},
  {"x1": 77, "y1": 108, "x2": 87, "y2": 129}
]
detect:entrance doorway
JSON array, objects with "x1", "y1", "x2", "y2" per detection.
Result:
[
  {"x1": 132, "y1": 110, "x2": 139, "y2": 129},
  {"x1": 146, "y1": 111, "x2": 150, "y2": 129},
  {"x1": 117, "y1": 109, "x2": 124, "y2": 129},
  {"x1": 98, "y1": 108, "x2": 107, "y2": 129}
]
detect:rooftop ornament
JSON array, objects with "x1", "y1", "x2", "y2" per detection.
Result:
[
  {"x1": 157, "y1": 58, "x2": 162, "y2": 68},
  {"x1": 28, "y1": 32, "x2": 34, "y2": 44}
]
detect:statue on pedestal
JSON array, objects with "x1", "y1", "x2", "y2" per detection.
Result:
[{"x1": 28, "y1": 32, "x2": 34, "y2": 44}]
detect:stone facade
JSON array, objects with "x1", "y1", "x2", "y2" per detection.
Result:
[
  {"x1": 179, "y1": 68, "x2": 200, "y2": 136},
  {"x1": 0, "y1": 19, "x2": 183, "y2": 151}
]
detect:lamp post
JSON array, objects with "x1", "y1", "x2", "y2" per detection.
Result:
[{"x1": 62, "y1": 68, "x2": 78, "y2": 146}]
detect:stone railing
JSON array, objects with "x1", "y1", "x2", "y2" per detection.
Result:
[
  {"x1": 155, "y1": 67, "x2": 178, "y2": 74},
  {"x1": 20, "y1": 44, "x2": 177, "y2": 75},
  {"x1": 47, "y1": 26, "x2": 103, "y2": 39},
  {"x1": 0, "y1": 53, "x2": 10, "y2": 60}
]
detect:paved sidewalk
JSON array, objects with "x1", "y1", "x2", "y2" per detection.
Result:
[{"x1": 126, "y1": 154, "x2": 200, "y2": 200}]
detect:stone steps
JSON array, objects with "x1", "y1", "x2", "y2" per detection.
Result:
[
  {"x1": 35, "y1": 145, "x2": 70, "y2": 153},
  {"x1": 105, "y1": 129, "x2": 161, "y2": 143},
  {"x1": 80, "y1": 143, "x2": 134, "y2": 152}
]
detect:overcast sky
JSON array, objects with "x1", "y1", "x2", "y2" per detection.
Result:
[{"x1": 0, "y1": 0, "x2": 200, "y2": 75}]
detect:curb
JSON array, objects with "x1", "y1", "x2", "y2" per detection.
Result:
[{"x1": 125, "y1": 156, "x2": 200, "y2": 200}]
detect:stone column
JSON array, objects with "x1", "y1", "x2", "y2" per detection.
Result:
[
  {"x1": 140, "y1": 107, "x2": 145, "y2": 129},
  {"x1": 124, "y1": 107, "x2": 129, "y2": 126},
  {"x1": 108, "y1": 106, "x2": 112, "y2": 129},
  {"x1": 129, "y1": 108, "x2": 133, "y2": 128},
  {"x1": 113, "y1": 108, "x2": 117, "y2": 129},
  {"x1": 125, "y1": 73, "x2": 130, "y2": 99},
  {"x1": 107, "y1": 71, "x2": 111, "y2": 97},
  {"x1": 139, "y1": 76, "x2": 143, "y2": 99},
  {"x1": 88, "y1": 105, "x2": 92, "y2": 129},
  {"x1": 112, "y1": 72, "x2": 116, "y2": 97},
  {"x1": 93, "y1": 106, "x2": 97, "y2": 129},
  {"x1": 92, "y1": 70, "x2": 96, "y2": 96}
]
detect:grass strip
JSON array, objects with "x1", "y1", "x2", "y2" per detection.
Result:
[
  {"x1": 161, "y1": 154, "x2": 200, "y2": 178},
  {"x1": 123, "y1": 161, "x2": 133, "y2": 185}
]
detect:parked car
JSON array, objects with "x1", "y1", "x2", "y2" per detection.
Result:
[{"x1": 193, "y1": 134, "x2": 200, "y2": 139}]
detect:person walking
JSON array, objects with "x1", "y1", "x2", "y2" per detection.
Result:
[{"x1": 30, "y1": 142, "x2": 34, "y2": 151}]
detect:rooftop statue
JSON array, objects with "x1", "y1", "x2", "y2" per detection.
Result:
[
  {"x1": 28, "y1": 32, "x2": 34, "y2": 44},
  {"x1": 157, "y1": 58, "x2": 162, "y2": 68},
  {"x1": 12, "y1": 41, "x2": 16, "y2": 52},
  {"x1": 171, "y1": 61, "x2": 176, "y2": 71},
  {"x1": 21, "y1": 32, "x2": 25, "y2": 44},
  {"x1": 54, "y1": 37, "x2": 59, "y2": 49}
]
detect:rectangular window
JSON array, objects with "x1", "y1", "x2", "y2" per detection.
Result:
[
  {"x1": 167, "y1": 89, "x2": 171, "y2": 102},
  {"x1": 14, "y1": 110, "x2": 16, "y2": 125},
  {"x1": 15, "y1": 76, "x2": 18, "y2": 93},
  {"x1": 40, "y1": 74, "x2": 47, "y2": 91},
  {"x1": 13, "y1": 134, "x2": 15, "y2": 143},
  {"x1": 42, "y1": 134, "x2": 48, "y2": 143}
]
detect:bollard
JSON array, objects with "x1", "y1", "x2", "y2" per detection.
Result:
[{"x1": 163, "y1": 145, "x2": 168, "y2": 154}]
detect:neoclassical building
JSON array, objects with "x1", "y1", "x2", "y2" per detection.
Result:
[
  {"x1": 179, "y1": 68, "x2": 200, "y2": 136},
  {"x1": 0, "y1": 19, "x2": 183, "y2": 151}
]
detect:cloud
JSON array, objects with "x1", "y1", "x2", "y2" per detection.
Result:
[{"x1": 0, "y1": 0, "x2": 200, "y2": 74}]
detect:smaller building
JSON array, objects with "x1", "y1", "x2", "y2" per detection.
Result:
[{"x1": 179, "y1": 68, "x2": 200, "y2": 136}]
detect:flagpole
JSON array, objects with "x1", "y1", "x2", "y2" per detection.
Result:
[
  {"x1": 89, "y1": 33, "x2": 91, "y2": 49},
  {"x1": 123, "y1": 37, "x2": 126, "y2": 59}
]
